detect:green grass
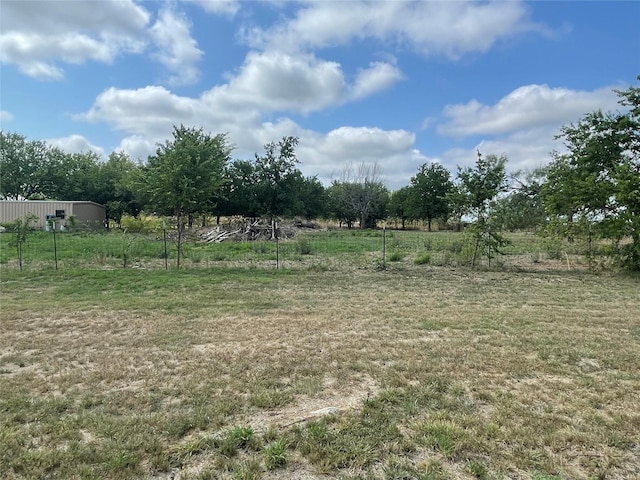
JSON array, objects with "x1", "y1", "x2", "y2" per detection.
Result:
[
  {"x1": 0, "y1": 227, "x2": 600, "y2": 272},
  {"x1": 1, "y1": 228, "x2": 639, "y2": 479}
]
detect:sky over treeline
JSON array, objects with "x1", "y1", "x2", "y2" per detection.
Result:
[{"x1": 1, "y1": 0, "x2": 638, "y2": 188}]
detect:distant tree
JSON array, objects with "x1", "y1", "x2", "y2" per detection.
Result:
[
  {"x1": 98, "y1": 152, "x2": 142, "y2": 225},
  {"x1": 0, "y1": 132, "x2": 50, "y2": 199},
  {"x1": 457, "y1": 151, "x2": 508, "y2": 267},
  {"x1": 335, "y1": 163, "x2": 389, "y2": 229},
  {"x1": 142, "y1": 125, "x2": 232, "y2": 267},
  {"x1": 219, "y1": 159, "x2": 260, "y2": 219},
  {"x1": 445, "y1": 183, "x2": 470, "y2": 232},
  {"x1": 408, "y1": 162, "x2": 453, "y2": 231},
  {"x1": 326, "y1": 181, "x2": 358, "y2": 228},
  {"x1": 47, "y1": 151, "x2": 102, "y2": 201},
  {"x1": 493, "y1": 169, "x2": 547, "y2": 231},
  {"x1": 296, "y1": 175, "x2": 327, "y2": 220},
  {"x1": 253, "y1": 136, "x2": 302, "y2": 221},
  {"x1": 388, "y1": 186, "x2": 413, "y2": 229}
]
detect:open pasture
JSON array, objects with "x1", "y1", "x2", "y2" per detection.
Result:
[{"x1": 1, "y1": 233, "x2": 639, "y2": 479}]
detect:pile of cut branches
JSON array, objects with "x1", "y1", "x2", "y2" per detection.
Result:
[{"x1": 200, "y1": 218, "x2": 321, "y2": 243}]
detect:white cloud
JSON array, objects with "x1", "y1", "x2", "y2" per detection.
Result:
[
  {"x1": 80, "y1": 86, "x2": 198, "y2": 136},
  {"x1": 438, "y1": 84, "x2": 621, "y2": 137},
  {"x1": 150, "y1": 8, "x2": 203, "y2": 86},
  {"x1": 243, "y1": 1, "x2": 541, "y2": 58},
  {"x1": 1, "y1": 110, "x2": 14, "y2": 123},
  {"x1": 218, "y1": 51, "x2": 347, "y2": 114},
  {"x1": 0, "y1": 0, "x2": 149, "y2": 79},
  {"x1": 46, "y1": 135, "x2": 106, "y2": 157},
  {"x1": 181, "y1": 0, "x2": 240, "y2": 16},
  {"x1": 296, "y1": 126, "x2": 420, "y2": 187},
  {"x1": 439, "y1": 126, "x2": 565, "y2": 175},
  {"x1": 117, "y1": 135, "x2": 161, "y2": 162},
  {"x1": 350, "y1": 62, "x2": 403, "y2": 101},
  {"x1": 79, "y1": 47, "x2": 403, "y2": 135}
]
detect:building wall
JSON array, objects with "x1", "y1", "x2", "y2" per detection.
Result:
[
  {"x1": 0, "y1": 201, "x2": 106, "y2": 229},
  {"x1": 66, "y1": 202, "x2": 106, "y2": 226}
]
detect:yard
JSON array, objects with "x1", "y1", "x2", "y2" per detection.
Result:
[{"x1": 0, "y1": 230, "x2": 639, "y2": 479}]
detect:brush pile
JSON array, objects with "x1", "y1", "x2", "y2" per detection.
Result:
[{"x1": 200, "y1": 218, "x2": 321, "y2": 243}]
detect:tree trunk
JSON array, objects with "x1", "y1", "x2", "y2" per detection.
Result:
[{"x1": 427, "y1": 217, "x2": 432, "y2": 232}]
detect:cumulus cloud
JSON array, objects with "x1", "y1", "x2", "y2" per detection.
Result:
[
  {"x1": 46, "y1": 135, "x2": 106, "y2": 157},
  {"x1": 80, "y1": 85, "x2": 198, "y2": 136},
  {"x1": 217, "y1": 51, "x2": 347, "y2": 113},
  {"x1": 297, "y1": 126, "x2": 422, "y2": 188},
  {"x1": 1, "y1": 110, "x2": 14, "y2": 123},
  {"x1": 0, "y1": 0, "x2": 149, "y2": 79},
  {"x1": 79, "y1": 47, "x2": 403, "y2": 136},
  {"x1": 181, "y1": 0, "x2": 240, "y2": 16},
  {"x1": 150, "y1": 8, "x2": 203, "y2": 86},
  {"x1": 439, "y1": 125, "x2": 565, "y2": 175},
  {"x1": 350, "y1": 62, "x2": 403, "y2": 101},
  {"x1": 438, "y1": 84, "x2": 621, "y2": 137},
  {"x1": 117, "y1": 135, "x2": 161, "y2": 162},
  {"x1": 242, "y1": 0, "x2": 541, "y2": 58}
]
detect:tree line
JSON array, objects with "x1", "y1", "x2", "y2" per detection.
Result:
[{"x1": 1, "y1": 77, "x2": 638, "y2": 269}]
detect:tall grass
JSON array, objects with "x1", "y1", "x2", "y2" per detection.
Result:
[{"x1": 0, "y1": 228, "x2": 595, "y2": 272}]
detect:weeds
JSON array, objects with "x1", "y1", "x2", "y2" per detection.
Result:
[{"x1": 262, "y1": 439, "x2": 288, "y2": 469}]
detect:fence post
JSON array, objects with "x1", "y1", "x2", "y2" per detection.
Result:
[
  {"x1": 382, "y1": 224, "x2": 386, "y2": 266},
  {"x1": 275, "y1": 221, "x2": 279, "y2": 270},
  {"x1": 52, "y1": 220, "x2": 58, "y2": 270}
]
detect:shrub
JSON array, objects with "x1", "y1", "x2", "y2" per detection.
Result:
[
  {"x1": 414, "y1": 253, "x2": 431, "y2": 265},
  {"x1": 388, "y1": 251, "x2": 403, "y2": 262},
  {"x1": 120, "y1": 215, "x2": 164, "y2": 234},
  {"x1": 295, "y1": 237, "x2": 312, "y2": 255}
]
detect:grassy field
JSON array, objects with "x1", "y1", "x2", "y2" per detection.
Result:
[
  {"x1": 0, "y1": 227, "x2": 590, "y2": 272},
  {"x1": 1, "y1": 230, "x2": 639, "y2": 479}
]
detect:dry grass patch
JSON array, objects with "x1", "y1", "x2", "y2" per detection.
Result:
[{"x1": 1, "y1": 267, "x2": 639, "y2": 479}]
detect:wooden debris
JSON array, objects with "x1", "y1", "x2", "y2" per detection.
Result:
[{"x1": 200, "y1": 218, "x2": 321, "y2": 243}]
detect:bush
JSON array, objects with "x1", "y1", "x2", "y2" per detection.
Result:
[
  {"x1": 120, "y1": 215, "x2": 165, "y2": 234},
  {"x1": 295, "y1": 237, "x2": 313, "y2": 255},
  {"x1": 414, "y1": 253, "x2": 431, "y2": 265},
  {"x1": 388, "y1": 251, "x2": 403, "y2": 262}
]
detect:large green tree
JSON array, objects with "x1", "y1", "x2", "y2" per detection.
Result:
[
  {"x1": 542, "y1": 76, "x2": 640, "y2": 269},
  {"x1": 408, "y1": 162, "x2": 453, "y2": 231},
  {"x1": 0, "y1": 132, "x2": 50, "y2": 199},
  {"x1": 219, "y1": 159, "x2": 260, "y2": 219},
  {"x1": 253, "y1": 136, "x2": 302, "y2": 220},
  {"x1": 142, "y1": 125, "x2": 232, "y2": 267},
  {"x1": 97, "y1": 152, "x2": 142, "y2": 225}
]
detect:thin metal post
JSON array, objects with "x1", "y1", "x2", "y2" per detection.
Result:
[
  {"x1": 52, "y1": 221, "x2": 58, "y2": 270},
  {"x1": 275, "y1": 221, "x2": 279, "y2": 270},
  {"x1": 382, "y1": 225, "x2": 386, "y2": 266}
]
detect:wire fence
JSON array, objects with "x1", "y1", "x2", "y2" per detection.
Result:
[{"x1": 0, "y1": 224, "x2": 598, "y2": 273}]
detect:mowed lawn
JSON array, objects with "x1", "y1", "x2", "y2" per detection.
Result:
[{"x1": 1, "y1": 266, "x2": 639, "y2": 479}]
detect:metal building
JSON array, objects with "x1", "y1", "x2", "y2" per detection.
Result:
[{"x1": 0, "y1": 201, "x2": 106, "y2": 229}]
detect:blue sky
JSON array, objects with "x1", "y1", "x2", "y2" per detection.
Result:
[{"x1": 1, "y1": 0, "x2": 638, "y2": 188}]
